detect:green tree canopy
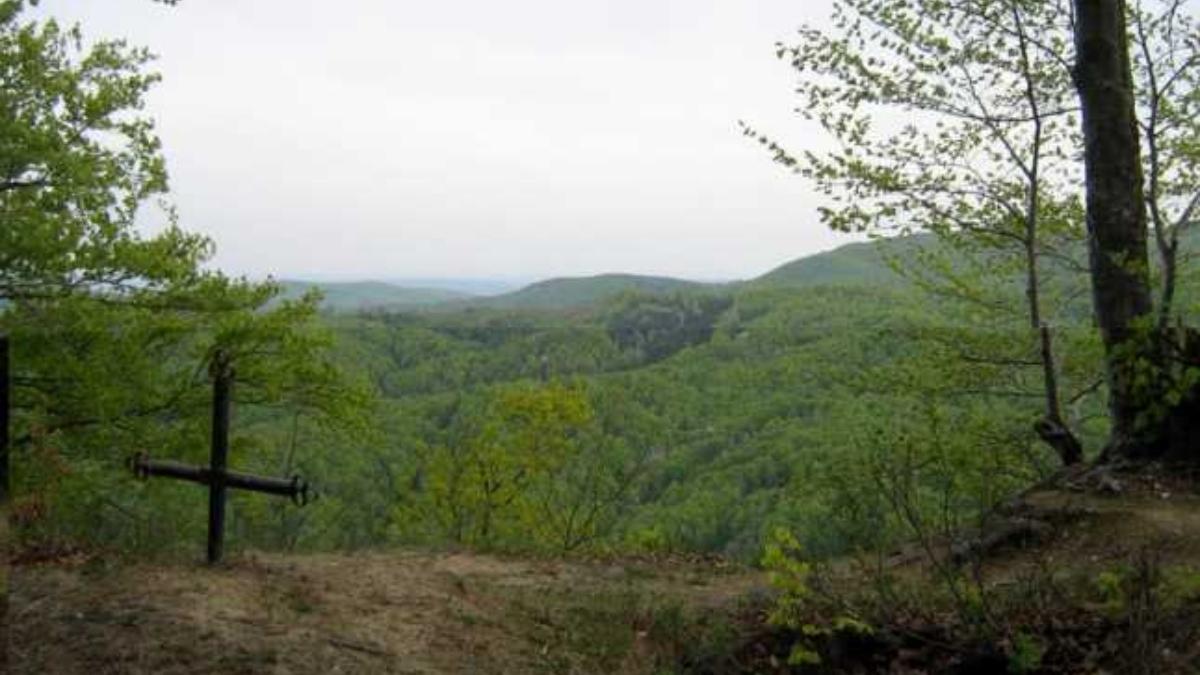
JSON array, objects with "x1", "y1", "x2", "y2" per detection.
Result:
[
  {"x1": 0, "y1": 0, "x2": 210, "y2": 302},
  {"x1": 1, "y1": 1, "x2": 372, "y2": 554}
]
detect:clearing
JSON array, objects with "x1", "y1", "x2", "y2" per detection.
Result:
[
  {"x1": 10, "y1": 468, "x2": 1200, "y2": 674},
  {"x1": 10, "y1": 550, "x2": 763, "y2": 674}
]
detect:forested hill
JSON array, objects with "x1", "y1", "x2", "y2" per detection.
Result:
[
  {"x1": 450, "y1": 236, "x2": 926, "y2": 308},
  {"x1": 286, "y1": 238, "x2": 907, "y2": 313},
  {"x1": 464, "y1": 273, "x2": 712, "y2": 311},
  {"x1": 284, "y1": 227, "x2": 1199, "y2": 313},
  {"x1": 753, "y1": 237, "x2": 922, "y2": 288}
]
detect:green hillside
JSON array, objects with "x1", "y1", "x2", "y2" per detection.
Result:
[
  {"x1": 470, "y1": 273, "x2": 713, "y2": 311},
  {"x1": 274, "y1": 237, "x2": 923, "y2": 315},
  {"x1": 440, "y1": 238, "x2": 910, "y2": 312},
  {"x1": 271, "y1": 237, "x2": 899, "y2": 316},
  {"x1": 752, "y1": 237, "x2": 926, "y2": 288},
  {"x1": 277, "y1": 280, "x2": 474, "y2": 312}
]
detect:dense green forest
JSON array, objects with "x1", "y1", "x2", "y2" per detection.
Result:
[
  {"x1": 6, "y1": 0, "x2": 1200, "y2": 671},
  {"x1": 4, "y1": 0, "x2": 1199, "y2": 565},
  {"x1": 18, "y1": 226, "x2": 1197, "y2": 560}
]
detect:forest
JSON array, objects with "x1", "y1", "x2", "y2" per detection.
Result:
[{"x1": 5, "y1": 0, "x2": 1200, "y2": 673}]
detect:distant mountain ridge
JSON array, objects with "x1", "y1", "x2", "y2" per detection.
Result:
[
  {"x1": 464, "y1": 273, "x2": 714, "y2": 311},
  {"x1": 277, "y1": 280, "x2": 474, "y2": 312},
  {"x1": 379, "y1": 278, "x2": 526, "y2": 296},
  {"x1": 283, "y1": 238, "x2": 910, "y2": 313}
]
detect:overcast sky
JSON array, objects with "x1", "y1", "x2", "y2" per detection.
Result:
[{"x1": 38, "y1": 0, "x2": 848, "y2": 282}]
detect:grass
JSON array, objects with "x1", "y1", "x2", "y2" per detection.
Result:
[
  {"x1": 11, "y1": 470, "x2": 1200, "y2": 674},
  {"x1": 747, "y1": 471, "x2": 1200, "y2": 674},
  {"x1": 9, "y1": 550, "x2": 763, "y2": 675}
]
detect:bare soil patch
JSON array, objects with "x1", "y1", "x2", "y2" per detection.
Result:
[{"x1": 10, "y1": 550, "x2": 763, "y2": 674}]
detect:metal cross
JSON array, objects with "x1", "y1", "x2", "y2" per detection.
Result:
[{"x1": 132, "y1": 351, "x2": 312, "y2": 563}]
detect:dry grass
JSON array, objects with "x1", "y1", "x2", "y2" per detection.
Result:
[
  {"x1": 12, "y1": 475, "x2": 1200, "y2": 674},
  {"x1": 777, "y1": 477, "x2": 1200, "y2": 674},
  {"x1": 9, "y1": 550, "x2": 763, "y2": 675}
]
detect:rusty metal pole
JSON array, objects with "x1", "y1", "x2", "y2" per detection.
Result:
[
  {"x1": 133, "y1": 456, "x2": 309, "y2": 501},
  {"x1": 1, "y1": 334, "x2": 10, "y2": 673},
  {"x1": 1, "y1": 335, "x2": 9, "y2": 505},
  {"x1": 206, "y1": 352, "x2": 232, "y2": 564}
]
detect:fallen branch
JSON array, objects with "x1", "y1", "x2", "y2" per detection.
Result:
[{"x1": 327, "y1": 636, "x2": 394, "y2": 658}]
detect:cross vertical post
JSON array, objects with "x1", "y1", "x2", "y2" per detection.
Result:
[
  {"x1": 132, "y1": 349, "x2": 311, "y2": 563},
  {"x1": 1, "y1": 335, "x2": 10, "y2": 674},
  {"x1": 1, "y1": 334, "x2": 9, "y2": 505},
  {"x1": 207, "y1": 352, "x2": 232, "y2": 565}
]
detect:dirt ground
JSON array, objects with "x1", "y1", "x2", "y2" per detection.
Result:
[
  {"x1": 12, "y1": 473, "x2": 1200, "y2": 675},
  {"x1": 9, "y1": 550, "x2": 764, "y2": 675}
]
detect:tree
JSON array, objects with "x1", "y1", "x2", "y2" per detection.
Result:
[
  {"x1": 0, "y1": 1, "x2": 209, "y2": 303},
  {"x1": 1131, "y1": 1, "x2": 1200, "y2": 333},
  {"x1": 605, "y1": 291, "x2": 733, "y2": 364},
  {"x1": 401, "y1": 383, "x2": 613, "y2": 551},
  {"x1": 1068, "y1": 0, "x2": 1200, "y2": 460},
  {"x1": 1070, "y1": 0, "x2": 1158, "y2": 457},
  {"x1": 750, "y1": 0, "x2": 1199, "y2": 463},
  {"x1": 0, "y1": 1, "x2": 371, "y2": 552},
  {"x1": 743, "y1": 0, "x2": 1093, "y2": 464}
]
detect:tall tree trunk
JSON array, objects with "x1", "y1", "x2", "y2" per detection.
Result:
[{"x1": 1071, "y1": 0, "x2": 1156, "y2": 458}]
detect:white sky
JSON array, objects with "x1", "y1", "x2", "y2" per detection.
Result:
[{"x1": 37, "y1": 0, "x2": 848, "y2": 281}]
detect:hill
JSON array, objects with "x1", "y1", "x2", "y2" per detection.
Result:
[
  {"x1": 277, "y1": 280, "x2": 475, "y2": 312},
  {"x1": 469, "y1": 273, "x2": 714, "y2": 311},
  {"x1": 441, "y1": 239, "x2": 905, "y2": 311},
  {"x1": 276, "y1": 236, "x2": 921, "y2": 316},
  {"x1": 752, "y1": 237, "x2": 922, "y2": 288},
  {"x1": 381, "y1": 278, "x2": 526, "y2": 296}
]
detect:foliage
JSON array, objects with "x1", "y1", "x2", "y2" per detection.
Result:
[
  {"x1": 392, "y1": 382, "x2": 638, "y2": 553},
  {"x1": 1008, "y1": 632, "x2": 1046, "y2": 674},
  {"x1": 761, "y1": 528, "x2": 822, "y2": 665},
  {"x1": 6, "y1": 1, "x2": 1200, "y2": 671},
  {"x1": 477, "y1": 273, "x2": 706, "y2": 311},
  {"x1": 605, "y1": 290, "x2": 732, "y2": 363},
  {"x1": 740, "y1": 0, "x2": 1108, "y2": 465},
  {"x1": 7, "y1": 0, "x2": 1197, "y2": 581},
  {"x1": 744, "y1": 0, "x2": 1200, "y2": 464},
  {"x1": 762, "y1": 528, "x2": 875, "y2": 666},
  {"x1": 0, "y1": 0, "x2": 206, "y2": 302},
  {"x1": 2, "y1": 1, "x2": 370, "y2": 555}
]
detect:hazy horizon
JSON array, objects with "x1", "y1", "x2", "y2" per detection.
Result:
[
  {"x1": 36, "y1": 0, "x2": 853, "y2": 281},
  {"x1": 272, "y1": 237, "x2": 846, "y2": 288}
]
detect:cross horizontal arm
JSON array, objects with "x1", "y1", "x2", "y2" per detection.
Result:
[{"x1": 131, "y1": 454, "x2": 312, "y2": 505}]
